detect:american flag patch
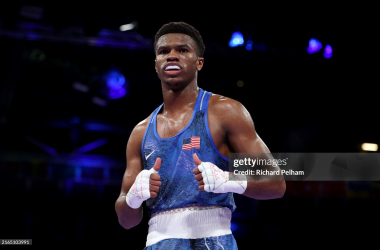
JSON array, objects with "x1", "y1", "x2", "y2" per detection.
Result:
[{"x1": 182, "y1": 137, "x2": 200, "y2": 150}]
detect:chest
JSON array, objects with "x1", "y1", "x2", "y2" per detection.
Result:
[
  {"x1": 156, "y1": 112, "x2": 193, "y2": 138},
  {"x1": 154, "y1": 109, "x2": 228, "y2": 157}
]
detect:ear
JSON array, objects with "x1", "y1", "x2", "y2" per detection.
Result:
[
  {"x1": 196, "y1": 57, "x2": 204, "y2": 71},
  {"x1": 155, "y1": 59, "x2": 158, "y2": 73}
]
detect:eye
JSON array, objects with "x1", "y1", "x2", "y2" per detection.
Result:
[
  {"x1": 159, "y1": 50, "x2": 168, "y2": 54},
  {"x1": 179, "y1": 48, "x2": 188, "y2": 53}
]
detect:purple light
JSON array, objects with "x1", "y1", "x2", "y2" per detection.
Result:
[
  {"x1": 307, "y1": 38, "x2": 322, "y2": 54},
  {"x1": 72, "y1": 138, "x2": 109, "y2": 154},
  {"x1": 105, "y1": 70, "x2": 125, "y2": 89},
  {"x1": 323, "y1": 45, "x2": 333, "y2": 59},
  {"x1": 103, "y1": 69, "x2": 128, "y2": 99},
  {"x1": 109, "y1": 87, "x2": 126, "y2": 99}
]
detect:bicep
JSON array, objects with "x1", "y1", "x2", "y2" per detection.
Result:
[
  {"x1": 224, "y1": 102, "x2": 270, "y2": 154},
  {"x1": 119, "y1": 126, "x2": 145, "y2": 196}
]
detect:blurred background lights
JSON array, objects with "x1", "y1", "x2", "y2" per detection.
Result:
[
  {"x1": 307, "y1": 38, "x2": 322, "y2": 54},
  {"x1": 237, "y1": 80, "x2": 244, "y2": 87},
  {"x1": 231, "y1": 221, "x2": 238, "y2": 232},
  {"x1": 109, "y1": 87, "x2": 126, "y2": 99},
  {"x1": 245, "y1": 39, "x2": 253, "y2": 51},
  {"x1": 323, "y1": 45, "x2": 333, "y2": 59},
  {"x1": 72, "y1": 82, "x2": 89, "y2": 93},
  {"x1": 229, "y1": 31, "x2": 244, "y2": 47},
  {"x1": 92, "y1": 96, "x2": 108, "y2": 107},
  {"x1": 361, "y1": 143, "x2": 378, "y2": 151},
  {"x1": 119, "y1": 21, "x2": 137, "y2": 31},
  {"x1": 105, "y1": 70, "x2": 125, "y2": 89},
  {"x1": 103, "y1": 69, "x2": 128, "y2": 99}
]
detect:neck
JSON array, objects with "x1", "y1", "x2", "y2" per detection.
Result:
[{"x1": 161, "y1": 82, "x2": 199, "y2": 116}]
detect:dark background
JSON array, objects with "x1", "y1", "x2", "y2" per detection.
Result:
[{"x1": 0, "y1": 2, "x2": 378, "y2": 249}]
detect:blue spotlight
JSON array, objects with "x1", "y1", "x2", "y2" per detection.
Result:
[
  {"x1": 245, "y1": 39, "x2": 253, "y2": 51},
  {"x1": 229, "y1": 31, "x2": 244, "y2": 47},
  {"x1": 323, "y1": 45, "x2": 333, "y2": 59},
  {"x1": 103, "y1": 69, "x2": 128, "y2": 99},
  {"x1": 109, "y1": 87, "x2": 127, "y2": 99},
  {"x1": 231, "y1": 221, "x2": 239, "y2": 232},
  {"x1": 307, "y1": 38, "x2": 322, "y2": 54},
  {"x1": 72, "y1": 138, "x2": 109, "y2": 154},
  {"x1": 105, "y1": 70, "x2": 125, "y2": 89}
]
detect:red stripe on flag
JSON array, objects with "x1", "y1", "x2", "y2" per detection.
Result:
[{"x1": 182, "y1": 137, "x2": 201, "y2": 150}]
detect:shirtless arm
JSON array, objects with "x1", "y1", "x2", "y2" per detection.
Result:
[
  {"x1": 194, "y1": 96, "x2": 286, "y2": 200},
  {"x1": 220, "y1": 99, "x2": 286, "y2": 199},
  {"x1": 115, "y1": 116, "x2": 161, "y2": 229}
]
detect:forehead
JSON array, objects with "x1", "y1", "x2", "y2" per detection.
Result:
[{"x1": 156, "y1": 33, "x2": 197, "y2": 49}]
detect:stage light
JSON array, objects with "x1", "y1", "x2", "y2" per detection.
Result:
[
  {"x1": 109, "y1": 87, "x2": 127, "y2": 99},
  {"x1": 245, "y1": 39, "x2": 253, "y2": 51},
  {"x1": 72, "y1": 138, "x2": 109, "y2": 154},
  {"x1": 307, "y1": 38, "x2": 322, "y2": 54},
  {"x1": 103, "y1": 69, "x2": 128, "y2": 99},
  {"x1": 361, "y1": 143, "x2": 378, "y2": 152},
  {"x1": 323, "y1": 45, "x2": 333, "y2": 59},
  {"x1": 231, "y1": 221, "x2": 238, "y2": 232},
  {"x1": 229, "y1": 31, "x2": 244, "y2": 47},
  {"x1": 105, "y1": 70, "x2": 125, "y2": 89},
  {"x1": 120, "y1": 21, "x2": 137, "y2": 31}
]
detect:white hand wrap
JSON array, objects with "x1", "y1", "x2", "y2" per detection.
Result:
[
  {"x1": 198, "y1": 162, "x2": 247, "y2": 194},
  {"x1": 126, "y1": 168, "x2": 158, "y2": 209}
]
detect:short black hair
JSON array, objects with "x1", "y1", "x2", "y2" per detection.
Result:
[{"x1": 154, "y1": 22, "x2": 205, "y2": 57}]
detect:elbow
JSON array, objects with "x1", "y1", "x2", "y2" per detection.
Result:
[
  {"x1": 115, "y1": 200, "x2": 130, "y2": 230},
  {"x1": 115, "y1": 200, "x2": 142, "y2": 230},
  {"x1": 118, "y1": 218, "x2": 133, "y2": 230},
  {"x1": 275, "y1": 181, "x2": 286, "y2": 199}
]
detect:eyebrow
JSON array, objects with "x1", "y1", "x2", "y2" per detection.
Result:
[{"x1": 157, "y1": 44, "x2": 191, "y2": 52}]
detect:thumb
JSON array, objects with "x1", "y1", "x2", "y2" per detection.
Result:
[
  {"x1": 193, "y1": 153, "x2": 203, "y2": 166},
  {"x1": 153, "y1": 157, "x2": 161, "y2": 172}
]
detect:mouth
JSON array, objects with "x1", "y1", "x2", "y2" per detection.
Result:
[{"x1": 163, "y1": 64, "x2": 182, "y2": 76}]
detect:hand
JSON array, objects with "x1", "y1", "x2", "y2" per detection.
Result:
[
  {"x1": 149, "y1": 158, "x2": 162, "y2": 198},
  {"x1": 193, "y1": 153, "x2": 247, "y2": 194},
  {"x1": 126, "y1": 158, "x2": 162, "y2": 208}
]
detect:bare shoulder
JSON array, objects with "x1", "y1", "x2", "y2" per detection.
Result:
[
  {"x1": 133, "y1": 114, "x2": 152, "y2": 136},
  {"x1": 208, "y1": 93, "x2": 249, "y2": 118},
  {"x1": 127, "y1": 113, "x2": 153, "y2": 149}
]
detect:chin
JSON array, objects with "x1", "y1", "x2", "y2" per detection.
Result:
[{"x1": 163, "y1": 78, "x2": 185, "y2": 89}]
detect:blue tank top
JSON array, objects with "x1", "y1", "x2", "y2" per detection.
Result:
[{"x1": 141, "y1": 88, "x2": 236, "y2": 217}]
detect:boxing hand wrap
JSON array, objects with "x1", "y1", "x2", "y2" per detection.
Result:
[
  {"x1": 126, "y1": 167, "x2": 158, "y2": 209},
  {"x1": 198, "y1": 162, "x2": 247, "y2": 194}
]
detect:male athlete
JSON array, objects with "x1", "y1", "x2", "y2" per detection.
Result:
[{"x1": 115, "y1": 22, "x2": 286, "y2": 249}]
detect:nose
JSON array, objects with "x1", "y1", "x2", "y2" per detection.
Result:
[{"x1": 167, "y1": 49, "x2": 179, "y2": 61}]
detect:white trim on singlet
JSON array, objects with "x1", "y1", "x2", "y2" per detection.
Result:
[{"x1": 200, "y1": 91, "x2": 207, "y2": 111}]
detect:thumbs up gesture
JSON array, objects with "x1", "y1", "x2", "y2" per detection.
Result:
[
  {"x1": 149, "y1": 158, "x2": 162, "y2": 198},
  {"x1": 193, "y1": 153, "x2": 247, "y2": 194},
  {"x1": 126, "y1": 158, "x2": 162, "y2": 208}
]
